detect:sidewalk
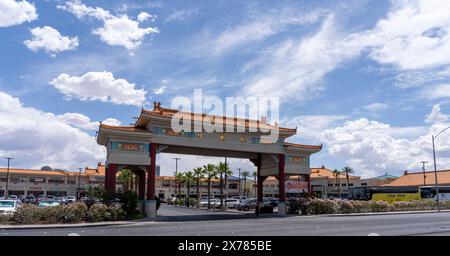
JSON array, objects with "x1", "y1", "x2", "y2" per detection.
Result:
[
  {"x1": 302, "y1": 209, "x2": 450, "y2": 218},
  {"x1": 0, "y1": 220, "x2": 138, "y2": 230}
]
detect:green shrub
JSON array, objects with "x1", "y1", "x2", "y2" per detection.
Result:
[
  {"x1": 63, "y1": 202, "x2": 88, "y2": 223},
  {"x1": 119, "y1": 190, "x2": 138, "y2": 220},
  {"x1": 0, "y1": 214, "x2": 13, "y2": 224},
  {"x1": 87, "y1": 204, "x2": 111, "y2": 222},
  {"x1": 309, "y1": 199, "x2": 338, "y2": 214},
  {"x1": 41, "y1": 205, "x2": 66, "y2": 223},
  {"x1": 368, "y1": 200, "x2": 390, "y2": 212},
  {"x1": 13, "y1": 204, "x2": 42, "y2": 224},
  {"x1": 108, "y1": 203, "x2": 125, "y2": 221},
  {"x1": 188, "y1": 198, "x2": 198, "y2": 207},
  {"x1": 336, "y1": 200, "x2": 354, "y2": 214}
]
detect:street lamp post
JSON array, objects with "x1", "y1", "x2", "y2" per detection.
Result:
[
  {"x1": 5, "y1": 157, "x2": 12, "y2": 199},
  {"x1": 431, "y1": 126, "x2": 450, "y2": 213},
  {"x1": 173, "y1": 157, "x2": 181, "y2": 175},
  {"x1": 237, "y1": 168, "x2": 241, "y2": 196},
  {"x1": 421, "y1": 161, "x2": 427, "y2": 186}
]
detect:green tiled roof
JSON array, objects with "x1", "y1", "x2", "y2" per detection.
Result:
[{"x1": 373, "y1": 172, "x2": 399, "y2": 180}]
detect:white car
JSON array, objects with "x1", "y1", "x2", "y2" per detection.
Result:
[
  {"x1": 0, "y1": 200, "x2": 22, "y2": 215},
  {"x1": 225, "y1": 199, "x2": 239, "y2": 208},
  {"x1": 199, "y1": 199, "x2": 219, "y2": 208}
]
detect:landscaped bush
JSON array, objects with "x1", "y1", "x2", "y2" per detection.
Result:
[
  {"x1": 108, "y1": 203, "x2": 125, "y2": 221},
  {"x1": 309, "y1": 199, "x2": 339, "y2": 214},
  {"x1": 368, "y1": 200, "x2": 390, "y2": 212},
  {"x1": 86, "y1": 203, "x2": 111, "y2": 222},
  {"x1": 188, "y1": 198, "x2": 197, "y2": 207},
  {"x1": 336, "y1": 199, "x2": 354, "y2": 214},
  {"x1": 63, "y1": 202, "x2": 88, "y2": 223},
  {"x1": 118, "y1": 190, "x2": 138, "y2": 220},
  {"x1": 12, "y1": 204, "x2": 42, "y2": 224},
  {"x1": 0, "y1": 214, "x2": 13, "y2": 224},
  {"x1": 41, "y1": 205, "x2": 66, "y2": 223}
]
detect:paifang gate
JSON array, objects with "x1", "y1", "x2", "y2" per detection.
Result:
[{"x1": 96, "y1": 102, "x2": 322, "y2": 217}]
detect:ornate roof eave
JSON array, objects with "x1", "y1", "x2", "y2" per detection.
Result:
[
  {"x1": 134, "y1": 108, "x2": 297, "y2": 136},
  {"x1": 283, "y1": 142, "x2": 322, "y2": 154},
  {"x1": 97, "y1": 124, "x2": 153, "y2": 145}
]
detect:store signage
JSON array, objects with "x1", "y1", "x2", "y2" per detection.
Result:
[
  {"x1": 289, "y1": 156, "x2": 306, "y2": 163},
  {"x1": 285, "y1": 180, "x2": 308, "y2": 193},
  {"x1": 118, "y1": 143, "x2": 144, "y2": 151}
]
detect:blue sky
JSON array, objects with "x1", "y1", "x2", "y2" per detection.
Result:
[{"x1": 2, "y1": 0, "x2": 450, "y2": 178}]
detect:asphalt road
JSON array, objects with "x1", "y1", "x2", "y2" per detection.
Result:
[{"x1": 2, "y1": 205, "x2": 450, "y2": 236}]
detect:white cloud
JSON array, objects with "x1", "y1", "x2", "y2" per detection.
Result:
[
  {"x1": 49, "y1": 71, "x2": 147, "y2": 106},
  {"x1": 0, "y1": 0, "x2": 38, "y2": 27},
  {"x1": 322, "y1": 118, "x2": 450, "y2": 178},
  {"x1": 353, "y1": 0, "x2": 450, "y2": 70},
  {"x1": 240, "y1": 15, "x2": 362, "y2": 100},
  {"x1": 165, "y1": 8, "x2": 198, "y2": 22},
  {"x1": 58, "y1": 1, "x2": 158, "y2": 50},
  {"x1": 421, "y1": 84, "x2": 450, "y2": 100},
  {"x1": 0, "y1": 91, "x2": 105, "y2": 170},
  {"x1": 137, "y1": 12, "x2": 155, "y2": 22},
  {"x1": 23, "y1": 26, "x2": 79, "y2": 56},
  {"x1": 282, "y1": 114, "x2": 348, "y2": 143},
  {"x1": 364, "y1": 102, "x2": 389, "y2": 112},
  {"x1": 153, "y1": 85, "x2": 166, "y2": 95},
  {"x1": 92, "y1": 15, "x2": 159, "y2": 50},
  {"x1": 425, "y1": 104, "x2": 449, "y2": 124},
  {"x1": 209, "y1": 6, "x2": 325, "y2": 55},
  {"x1": 102, "y1": 118, "x2": 121, "y2": 126},
  {"x1": 57, "y1": 112, "x2": 98, "y2": 130}
]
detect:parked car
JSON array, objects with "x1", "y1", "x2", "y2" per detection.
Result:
[
  {"x1": 0, "y1": 199, "x2": 23, "y2": 214},
  {"x1": 36, "y1": 195, "x2": 46, "y2": 203},
  {"x1": 233, "y1": 196, "x2": 247, "y2": 202},
  {"x1": 199, "y1": 199, "x2": 219, "y2": 208},
  {"x1": 65, "y1": 196, "x2": 76, "y2": 204},
  {"x1": 7, "y1": 195, "x2": 18, "y2": 200},
  {"x1": 37, "y1": 200, "x2": 62, "y2": 207},
  {"x1": 225, "y1": 198, "x2": 239, "y2": 208},
  {"x1": 23, "y1": 195, "x2": 37, "y2": 204},
  {"x1": 236, "y1": 198, "x2": 273, "y2": 211},
  {"x1": 18, "y1": 195, "x2": 26, "y2": 202},
  {"x1": 266, "y1": 197, "x2": 279, "y2": 207}
]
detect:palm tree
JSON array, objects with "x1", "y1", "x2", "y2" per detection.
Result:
[
  {"x1": 193, "y1": 167, "x2": 204, "y2": 207},
  {"x1": 252, "y1": 171, "x2": 257, "y2": 197},
  {"x1": 241, "y1": 171, "x2": 250, "y2": 197},
  {"x1": 333, "y1": 169, "x2": 341, "y2": 199},
  {"x1": 203, "y1": 164, "x2": 218, "y2": 209},
  {"x1": 117, "y1": 169, "x2": 133, "y2": 191},
  {"x1": 216, "y1": 162, "x2": 232, "y2": 208},
  {"x1": 174, "y1": 172, "x2": 184, "y2": 199},
  {"x1": 342, "y1": 166, "x2": 354, "y2": 193},
  {"x1": 184, "y1": 171, "x2": 194, "y2": 207}
]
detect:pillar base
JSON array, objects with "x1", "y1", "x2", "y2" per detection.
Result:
[
  {"x1": 145, "y1": 200, "x2": 157, "y2": 218},
  {"x1": 278, "y1": 202, "x2": 286, "y2": 216}
]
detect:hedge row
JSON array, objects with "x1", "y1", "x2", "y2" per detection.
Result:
[
  {"x1": 0, "y1": 202, "x2": 124, "y2": 224},
  {"x1": 294, "y1": 199, "x2": 450, "y2": 215}
]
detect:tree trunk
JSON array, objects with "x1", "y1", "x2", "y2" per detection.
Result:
[
  {"x1": 244, "y1": 179, "x2": 247, "y2": 197},
  {"x1": 220, "y1": 173, "x2": 223, "y2": 208},
  {"x1": 187, "y1": 182, "x2": 190, "y2": 207},
  {"x1": 207, "y1": 177, "x2": 211, "y2": 209},
  {"x1": 196, "y1": 176, "x2": 200, "y2": 207}
]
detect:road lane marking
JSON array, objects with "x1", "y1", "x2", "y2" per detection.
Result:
[
  {"x1": 67, "y1": 233, "x2": 80, "y2": 236},
  {"x1": 368, "y1": 233, "x2": 380, "y2": 236}
]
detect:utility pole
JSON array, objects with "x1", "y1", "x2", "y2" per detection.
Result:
[
  {"x1": 421, "y1": 161, "x2": 427, "y2": 186},
  {"x1": 173, "y1": 157, "x2": 181, "y2": 175},
  {"x1": 237, "y1": 168, "x2": 241, "y2": 196},
  {"x1": 5, "y1": 157, "x2": 12, "y2": 198},
  {"x1": 78, "y1": 168, "x2": 83, "y2": 199}
]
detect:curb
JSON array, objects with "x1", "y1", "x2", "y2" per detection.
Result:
[
  {"x1": 300, "y1": 209, "x2": 450, "y2": 218},
  {"x1": 0, "y1": 221, "x2": 136, "y2": 230}
]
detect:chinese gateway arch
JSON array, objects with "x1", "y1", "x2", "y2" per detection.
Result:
[{"x1": 96, "y1": 102, "x2": 322, "y2": 217}]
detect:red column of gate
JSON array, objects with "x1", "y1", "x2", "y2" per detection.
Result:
[
  {"x1": 147, "y1": 143, "x2": 157, "y2": 200},
  {"x1": 278, "y1": 154, "x2": 286, "y2": 202},
  {"x1": 256, "y1": 153, "x2": 265, "y2": 214},
  {"x1": 138, "y1": 171, "x2": 146, "y2": 200},
  {"x1": 106, "y1": 164, "x2": 117, "y2": 195}
]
